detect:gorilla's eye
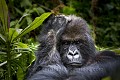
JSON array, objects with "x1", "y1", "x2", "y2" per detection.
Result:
[
  {"x1": 62, "y1": 40, "x2": 70, "y2": 45},
  {"x1": 75, "y1": 40, "x2": 83, "y2": 45},
  {"x1": 64, "y1": 42, "x2": 69, "y2": 45}
]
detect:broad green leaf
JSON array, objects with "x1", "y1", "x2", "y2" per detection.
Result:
[
  {"x1": 13, "y1": 12, "x2": 52, "y2": 41},
  {"x1": 0, "y1": 0, "x2": 8, "y2": 34},
  {"x1": 9, "y1": 28, "x2": 22, "y2": 42}
]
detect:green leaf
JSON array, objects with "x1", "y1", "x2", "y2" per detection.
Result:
[
  {"x1": 17, "y1": 66, "x2": 25, "y2": 80},
  {"x1": 20, "y1": 0, "x2": 32, "y2": 7},
  {"x1": 17, "y1": 42, "x2": 28, "y2": 48},
  {"x1": 0, "y1": 0, "x2": 8, "y2": 34},
  {"x1": 28, "y1": 51, "x2": 36, "y2": 67},
  {"x1": 9, "y1": 28, "x2": 22, "y2": 42},
  {"x1": 0, "y1": 61, "x2": 7, "y2": 67},
  {"x1": 15, "y1": 14, "x2": 30, "y2": 28},
  {"x1": 62, "y1": 6, "x2": 76, "y2": 15},
  {"x1": 13, "y1": 12, "x2": 52, "y2": 41},
  {"x1": 13, "y1": 60, "x2": 25, "y2": 80},
  {"x1": 0, "y1": 33, "x2": 6, "y2": 43},
  {"x1": 0, "y1": 51, "x2": 6, "y2": 55}
]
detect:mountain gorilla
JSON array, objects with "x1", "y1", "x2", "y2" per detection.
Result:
[{"x1": 26, "y1": 15, "x2": 120, "y2": 80}]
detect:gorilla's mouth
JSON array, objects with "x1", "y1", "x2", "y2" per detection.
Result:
[{"x1": 68, "y1": 62, "x2": 82, "y2": 66}]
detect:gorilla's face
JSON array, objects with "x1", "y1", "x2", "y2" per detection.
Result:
[
  {"x1": 60, "y1": 40, "x2": 83, "y2": 67},
  {"x1": 56, "y1": 16, "x2": 96, "y2": 67},
  {"x1": 58, "y1": 34, "x2": 91, "y2": 67}
]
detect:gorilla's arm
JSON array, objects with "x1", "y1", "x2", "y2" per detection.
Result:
[
  {"x1": 28, "y1": 51, "x2": 120, "y2": 80},
  {"x1": 27, "y1": 64, "x2": 68, "y2": 80},
  {"x1": 68, "y1": 51, "x2": 120, "y2": 80}
]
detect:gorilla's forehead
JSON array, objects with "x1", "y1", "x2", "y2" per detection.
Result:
[
  {"x1": 59, "y1": 15, "x2": 90, "y2": 40},
  {"x1": 61, "y1": 34, "x2": 86, "y2": 41},
  {"x1": 61, "y1": 20, "x2": 89, "y2": 41},
  {"x1": 61, "y1": 32, "x2": 87, "y2": 41}
]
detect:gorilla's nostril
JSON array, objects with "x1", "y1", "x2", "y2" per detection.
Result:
[
  {"x1": 68, "y1": 52, "x2": 74, "y2": 56},
  {"x1": 74, "y1": 52, "x2": 79, "y2": 56}
]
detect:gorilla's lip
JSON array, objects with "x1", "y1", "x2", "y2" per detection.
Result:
[{"x1": 68, "y1": 62, "x2": 82, "y2": 66}]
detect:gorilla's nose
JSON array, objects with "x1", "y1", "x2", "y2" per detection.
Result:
[{"x1": 67, "y1": 50, "x2": 80, "y2": 59}]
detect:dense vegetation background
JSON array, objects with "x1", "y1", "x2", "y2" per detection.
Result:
[{"x1": 0, "y1": 0, "x2": 120, "y2": 80}]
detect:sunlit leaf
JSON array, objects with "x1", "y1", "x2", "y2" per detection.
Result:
[
  {"x1": 17, "y1": 42, "x2": 28, "y2": 48},
  {"x1": 13, "y1": 12, "x2": 51, "y2": 41}
]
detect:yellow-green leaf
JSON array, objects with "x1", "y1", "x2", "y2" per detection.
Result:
[{"x1": 13, "y1": 12, "x2": 52, "y2": 41}]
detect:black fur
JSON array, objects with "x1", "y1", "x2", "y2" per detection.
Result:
[{"x1": 26, "y1": 15, "x2": 120, "y2": 80}]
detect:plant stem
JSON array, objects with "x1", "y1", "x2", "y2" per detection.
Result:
[{"x1": 6, "y1": 42, "x2": 11, "y2": 80}]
